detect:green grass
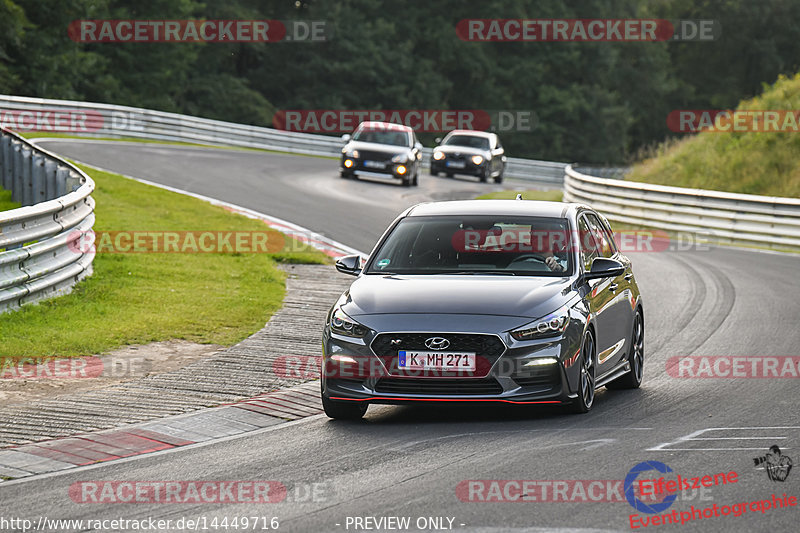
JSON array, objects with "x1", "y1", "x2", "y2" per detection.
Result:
[
  {"x1": 0, "y1": 164, "x2": 329, "y2": 358},
  {"x1": 476, "y1": 189, "x2": 564, "y2": 201},
  {"x1": 629, "y1": 73, "x2": 800, "y2": 198},
  {"x1": 0, "y1": 186, "x2": 20, "y2": 212}
]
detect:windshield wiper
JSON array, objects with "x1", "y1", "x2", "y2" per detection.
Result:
[{"x1": 429, "y1": 270, "x2": 516, "y2": 276}]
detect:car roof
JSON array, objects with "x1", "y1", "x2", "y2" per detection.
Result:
[
  {"x1": 357, "y1": 121, "x2": 413, "y2": 132},
  {"x1": 445, "y1": 130, "x2": 494, "y2": 138},
  {"x1": 405, "y1": 200, "x2": 582, "y2": 219}
]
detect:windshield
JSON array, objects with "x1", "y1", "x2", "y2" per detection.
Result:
[
  {"x1": 443, "y1": 135, "x2": 491, "y2": 150},
  {"x1": 366, "y1": 215, "x2": 572, "y2": 276},
  {"x1": 352, "y1": 127, "x2": 411, "y2": 147}
]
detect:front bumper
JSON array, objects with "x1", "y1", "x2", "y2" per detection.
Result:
[
  {"x1": 431, "y1": 157, "x2": 486, "y2": 176},
  {"x1": 321, "y1": 324, "x2": 583, "y2": 406},
  {"x1": 340, "y1": 156, "x2": 410, "y2": 179}
]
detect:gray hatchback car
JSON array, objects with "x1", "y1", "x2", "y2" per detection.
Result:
[{"x1": 321, "y1": 200, "x2": 644, "y2": 419}]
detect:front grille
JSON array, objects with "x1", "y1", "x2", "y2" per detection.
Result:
[
  {"x1": 358, "y1": 150, "x2": 395, "y2": 162},
  {"x1": 375, "y1": 377, "x2": 503, "y2": 395},
  {"x1": 372, "y1": 333, "x2": 505, "y2": 358}
]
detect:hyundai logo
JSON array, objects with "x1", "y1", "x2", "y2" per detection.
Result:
[{"x1": 424, "y1": 337, "x2": 451, "y2": 350}]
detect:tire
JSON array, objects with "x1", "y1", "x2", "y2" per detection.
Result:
[
  {"x1": 606, "y1": 309, "x2": 644, "y2": 390},
  {"x1": 402, "y1": 175, "x2": 412, "y2": 187},
  {"x1": 322, "y1": 394, "x2": 367, "y2": 420},
  {"x1": 479, "y1": 167, "x2": 489, "y2": 183},
  {"x1": 412, "y1": 167, "x2": 419, "y2": 186},
  {"x1": 340, "y1": 171, "x2": 354, "y2": 179},
  {"x1": 494, "y1": 170, "x2": 504, "y2": 184},
  {"x1": 570, "y1": 331, "x2": 596, "y2": 414},
  {"x1": 430, "y1": 169, "x2": 440, "y2": 176},
  {"x1": 445, "y1": 171, "x2": 455, "y2": 178}
]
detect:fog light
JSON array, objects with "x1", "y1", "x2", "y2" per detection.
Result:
[
  {"x1": 344, "y1": 159, "x2": 354, "y2": 168},
  {"x1": 523, "y1": 357, "x2": 559, "y2": 367},
  {"x1": 396, "y1": 165, "x2": 407, "y2": 175},
  {"x1": 331, "y1": 354, "x2": 358, "y2": 364}
]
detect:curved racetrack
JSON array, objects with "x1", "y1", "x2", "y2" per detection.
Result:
[{"x1": 2, "y1": 140, "x2": 798, "y2": 532}]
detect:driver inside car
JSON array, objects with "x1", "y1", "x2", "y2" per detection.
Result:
[{"x1": 531, "y1": 223, "x2": 568, "y2": 272}]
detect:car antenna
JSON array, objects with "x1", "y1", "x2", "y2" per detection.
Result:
[{"x1": 515, "y1": 193, "x2": 524, "y2": 200}]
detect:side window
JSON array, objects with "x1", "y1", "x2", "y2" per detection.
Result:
[
  {"x1": 577, "y1": 216, "x2": 598, "y2": 271},
  {"x1": 585, "y1": 213, "x2": 615, "y2": 259}
]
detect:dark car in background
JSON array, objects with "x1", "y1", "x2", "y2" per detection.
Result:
[
  {"x1": 340, "y1": 121, "x2": 423, "y2": 186},
  {"x1": 321, "y1": 199, "x2": 644, "y2": 419},
  {"x1": 431, "y1": 130, "x2": 506, "y2": 183}
]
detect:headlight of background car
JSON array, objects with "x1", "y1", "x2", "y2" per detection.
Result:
[
  {"x1": 471, "y1": 155, "x2": 484, "y2": 165},
  {"x1": 330, "y1": 307, "x2": 368, "y2": 337},
  {"x1": 392, "y1": 154, "x2": 408, "y2": 163},
  {"x1": 433, "y1": 151, "x2": 445, "y2": 160},
  {"x1": 345, "y1": 149, "x2": 360, "y2": 158},
  {"x1": 510, "y1": 308, "x2": 570, "y2": 341}
]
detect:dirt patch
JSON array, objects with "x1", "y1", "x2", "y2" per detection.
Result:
[{"x1": 0, "y1": 340, "x2": 222, "y2": 407}]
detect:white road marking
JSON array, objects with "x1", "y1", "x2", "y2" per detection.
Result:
[{"x1": 647, "y1": 426, "x2": 800, "y2": 451}]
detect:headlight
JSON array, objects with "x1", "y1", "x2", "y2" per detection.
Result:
[
  {"x1": 510, "y1": 308, "x2": 570, "y2": 341},
  {"x1": 392, "y1": 154, "x2": 408, "y2": 163},
  {"x1": 330, "y1": 307, "x2": 368, "y2": 338},
  {"x1": 433, "y1": 151, "x2": 445, "y2": 160},
  {"x1": 471, "y1": 155, "x2": 484, "y2": 165}
]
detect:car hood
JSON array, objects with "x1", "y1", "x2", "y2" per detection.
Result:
[
  {"x1": 435, "y1": 145, "x2": 489, "y2": 157},
  {"x1": 342, "y1": 274, "x2": 572, "y2": 320},
  {"x1": 345, "y1": 140, "x2": 410, "y2": 155}
]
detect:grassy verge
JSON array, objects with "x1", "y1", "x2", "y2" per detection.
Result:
[
  {"x1": 0, "y1": 163, "x2": 329, "y2": 358},
  {"x1": 629, "y1": 73, "x2": 800, "y2": 198},
  {"x1": 0, "y1": 186, "x2": 21, "y2": 212}
]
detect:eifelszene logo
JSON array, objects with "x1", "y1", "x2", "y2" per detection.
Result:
[{"x1": 753, "y1": 445, "x2": 793, "y2": 482}]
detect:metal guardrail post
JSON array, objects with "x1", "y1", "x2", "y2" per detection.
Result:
[
  {"x1": 31, "y1": 153, "x2": 45, "y2": 205},
  {"x1": 1, "y1": 137, "x2": 12, "y2": 191},
  {"x1": 11, "y1": 142, "x2": 22, "y2": 203}
]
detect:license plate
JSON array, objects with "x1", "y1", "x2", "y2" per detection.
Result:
[
  {"x1": 446, "y1": 160, "x2": 466, "y2": 169},
  {"x1": 363, "y1": 160, "x2": 386, "y2": 169},
  {"x1": 398, "y1": 350, "x2": 476, "y2": 371}
]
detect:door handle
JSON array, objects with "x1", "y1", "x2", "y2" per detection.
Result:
[
  {"x1": 608, "y1": 283, "x2": 618, "y2": 291},
  {"x1": 624, "y1": 273, "x2": 633, "y2": 281}
]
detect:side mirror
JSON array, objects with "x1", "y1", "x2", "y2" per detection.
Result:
[
  {"x1": 414, "y1": 142, "x2": 423, "y2": 150},
  {"x1": 434, "y1": 137, "x2": 442, "y2": 144},
  {"x1": 335, "y1": 254, "x2": 363, "y2": 276},
  {"x1": 584, "y1": 258, "x2": 625, "y2": 280},
  {"x1": 341, "y1": 134, "x2": 351, "y2": 142}
]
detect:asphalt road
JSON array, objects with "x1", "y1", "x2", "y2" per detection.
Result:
[{"x1": 2, "y1": 140, "x2": 798, "y2": 533}]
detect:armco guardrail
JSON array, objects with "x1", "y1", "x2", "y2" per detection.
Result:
[
  {"x1": 563, "y1": 164, "x2": 800, "y2": 250},
  {"x1": 0, "y1": 95, "x2": 566, "y2": 184},
  {"x1": 0, "y1": 127, "x2": 95, "y2": 313}
]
